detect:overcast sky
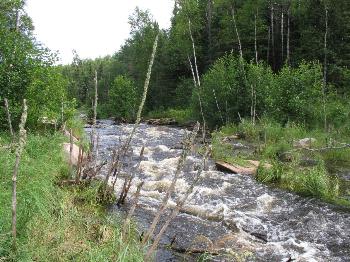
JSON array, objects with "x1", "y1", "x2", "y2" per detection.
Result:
[{"x1": 26, "y1": 0, "x2": 174, "y2": 65}]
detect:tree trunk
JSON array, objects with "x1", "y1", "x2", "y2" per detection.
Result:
[
  {"x1": 188, "y1": 20, "x2": 206, "y2": 142},
  {"x1": 254, "y1": 10, "x2": 258, "y2": 64},
  {"x1": 93, "y1": 70, "x2": 98, "y2": 126},
  {"x1": 322, "y1": 6, "x2": 328, "y2": 131},
  {"x1": 287, "y1": 2, "x2": 291, "y2": 65},
  {"x1": 206, "y1": 0, "x2": 213, "y2": 65},
  {"x1": 4, "y1": 98, "x2": 14, "y2": 137},
  {"x1": 267, "y1": 27, "x2": 271, "y2": 62},
  {"x1": 271, "y1": 2, "x2": 275, "y2": 70},
  {"x1": 231, "y1": 5, "x2": 243, "y2": 59},
  {"x1": 12, "y1": 99, "x2": 27, "y2": 249},
  {"x1": 281, "y1": 8, "x2": 284, "y2": 62}
]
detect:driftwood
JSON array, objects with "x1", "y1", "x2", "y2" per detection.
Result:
[
  {"x1": 215, "y1": 160, "x2": 271, "y2": 175},
  {"x1": 12, "y1": 99, "x2": 27, "y2": 249},
  {"x1": 215, "y1": 161, "x2": 256, "y2": 175}
]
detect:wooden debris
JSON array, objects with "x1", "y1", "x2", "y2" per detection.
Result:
[{"x1": 215, "y1": 160, "x2": 271, "y2": 175}]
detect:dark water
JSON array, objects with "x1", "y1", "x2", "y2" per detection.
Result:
[{"x1": 86, "y1": 120, "x2": 350, "y2": 262}]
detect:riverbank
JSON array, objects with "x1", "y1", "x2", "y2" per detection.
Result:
[
  {"x1": 211, "y1": 119, "x2": 350, "y2": 207},
  {"x1": 0, "y1": 133, "x2": 143, "y2": 261}
]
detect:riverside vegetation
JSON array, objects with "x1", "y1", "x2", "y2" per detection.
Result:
[{"x1": 1, "y1": 0, "x2": 350, "y2": 261}]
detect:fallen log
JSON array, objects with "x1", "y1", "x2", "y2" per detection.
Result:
[
  {"x1": 215, "y1": 160, "x2": 271, "y2": 175},
  {"x1": 215, "y1": 161, "x2": 256, "y2": 175}
]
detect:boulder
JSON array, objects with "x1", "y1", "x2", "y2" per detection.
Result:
[
  {"x1": 62, "y1": 143, "x2": 85, "y2": 166},
  {"x1": 62, "y1": 129, "x2": 79, "y2": 143},
  {"x1": 293, "y1": 138, "x2": 316, "y2": 149}
]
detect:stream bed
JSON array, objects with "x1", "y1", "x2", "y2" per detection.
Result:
[{"x1": 86, "y1": 120, "x2": 350, "y2": 261}]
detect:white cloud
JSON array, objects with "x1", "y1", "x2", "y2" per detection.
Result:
[{"x1": 25, "y1": 0, "x2": 174, "y2": 64}]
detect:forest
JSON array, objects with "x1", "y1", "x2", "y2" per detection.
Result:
[{"x1": 1, "y1": 0, "x2": 350, "y2": 261}]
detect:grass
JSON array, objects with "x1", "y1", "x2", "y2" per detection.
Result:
[
  {"x1": 211, "y1": 119, "x2": 350, "y2": 206},
  {"x1": 0, "y1": 133, "x2": 144, "y2": 261},
  {"x1": 146, "y1": 108, "x2": 194, "y2": 125}
]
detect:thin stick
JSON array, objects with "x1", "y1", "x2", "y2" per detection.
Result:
[
  {"x1": 212, "y1": 89, "x2": 224, "y2": 124},
  {"x1": 4, "y1": 98, "x2": 14, "y2": 138},
  {"x1": 93, "y1": 70, "x2": 98, "y2": 126},
  {"x1": 12, "y1": 99, "x2": 27, "y2": 249},
  {"x1": 146, "y1": 148, "x2": 210, "y2": 257},
  {"x1": 104, "y1": 34, "x2": 159, "y2": 192},
  {"x1": 231, "y1": 4, "x2": 243, "y2": 59},
  {"x1": 254, "y1": 11, "x2": 258, "y2": 64},
  {"x1": 122, "y1": 182, "x2": 144, "y2": 238},
  {"x1": 69, "y1": 129, "x2": 73, "y2": 168}
]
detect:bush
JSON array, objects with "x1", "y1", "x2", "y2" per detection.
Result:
[
  {"x1": 26, "y1": 66, "x2": 76, "y2": 129},
  {"x1": 268, "y1": 62, "x2": 324, "y2": 126},
  {"x1": 108, "y1": 75, "x2": 138, "y2": 120}
]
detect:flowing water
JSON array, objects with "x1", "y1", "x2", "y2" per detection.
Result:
[{"x1": 86, "y1": 120, "x2": 350, "y2": 262}]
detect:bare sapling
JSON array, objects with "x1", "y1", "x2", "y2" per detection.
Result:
[
  {"x1": 270, "y1": 1, "x2": 276, "y2": 70},
  {"x1": 4, "y1": 98, "x2": 14, "y2": 138},
  {"x1": 12, "y1": 99, "x2": 27, "y2": 249},
  {"x1": 188, "y1": 20, "x2": 207, "y2": 143},
  {"x1": 122, "y1": 181, "x2": 144, "y2": 238},
  {"x1": 76, "y1": 145, "x2": 83, "y2": 183},
  {"x1": 286, "y1": 1, "x2": 291, "y2": 65},
  {"x1": 146, "y1": 147, "x2": 210, "y2": 257},
  {"x1": 231, "y1": 4, "x2": 243, "y2": 59},
  {"x1": 142, "y1": 123, "x2": 200, "y2": 245},
  {"x1": 69, "y1": 128, "x2": 73, "y2": 168},
  {"x1": 117, "y1": 146, "x2": 145, "y2": 205},
  {"x1": 254, "y1": 10, "x2": 258, "y2": 64},
  {"x1": 281, "y1": 7, "x2": 284, "y2": 62},
  {"x1": 212, "y1": 89, "x2": 224, "y2": 124},
  {"x1": 103, "y1": 34, "x2": 159, "y2": 193},
  {"x1": 322, "y1": 5, "x2": 328, "y2": 132},
  {"x1": 93, "y1": 69, "x2": 98, "y2": 126}
]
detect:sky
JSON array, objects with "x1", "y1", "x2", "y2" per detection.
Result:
[{"x1": 25, "y1": 0, "x2": 174, "y2": 65}]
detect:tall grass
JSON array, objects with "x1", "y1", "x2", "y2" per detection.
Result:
[
  {"x1": 0, "y1": 134, "x2": 144, "y2": 261},
  {"x1": 212, "y1": 119, "x2": 349, "y2": 206}
]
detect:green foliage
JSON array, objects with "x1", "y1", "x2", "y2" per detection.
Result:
[
  {"x1": 108, "y1": 75, "x2": 138, "y2": 120},
  {"x1": 26, "y1": 66, "x2": 75, "y2": 128},
  {"x1": 199, "y1": 55, "x2": 328, "y2": 128},
  {"x1": 268, "y1": 62, "x2": 324, "y2": 125}
]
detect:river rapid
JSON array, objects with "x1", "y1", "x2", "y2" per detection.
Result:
[{"x1": 86, "y1": 120, "x2": 350, "y2": 262}]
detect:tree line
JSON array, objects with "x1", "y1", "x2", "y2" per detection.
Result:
[{"x1": 2, "y1": 0, "x2": 349, "y2": 132}]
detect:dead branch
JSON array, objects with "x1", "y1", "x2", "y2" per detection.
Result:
[
  {"x1": 117, "y1": 146, "x2": 145, "y2": 206},
  {"x1": 122, "y1": 181, "x2": 144, "y2": 238}
]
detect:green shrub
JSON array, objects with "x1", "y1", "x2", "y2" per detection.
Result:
[{"x1": 108, "y1": 75, "x2": 138, "y2": 120}]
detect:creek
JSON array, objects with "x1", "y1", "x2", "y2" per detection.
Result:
[{"x1": 86, "y1": 120, "x2": 350, "y2": 261}]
